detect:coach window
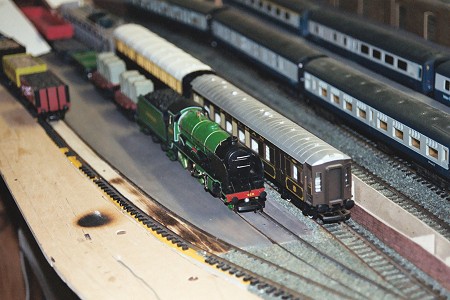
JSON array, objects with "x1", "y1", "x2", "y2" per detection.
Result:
[
  {"x1": 361, "y1": 44, "x2": 369, "y2": 55},
  {"x1": 293, "y1": 165, "x2": 300, "y2": 183},
  {"x1": 333, "y1": 32, "x2": 337, "y2": 42},
  {"x1": 275, "y1": 8, "x2": 280, "y2": 16},
  {"x1": 226, "y1": 118, "x2": 232, "y2": 133},
  {"x1": 410, "y1": 136, "x2": 421, "y2": 150},
  {"x1": 264, "y1": 144, "x2": 274, "y2": 164},
  {"x1": 343, "y1": 37, "x2": 347, "y2": 47},
  {"x1": 427, "y1": 145, "x2": 438, "y2": 159},
  {"x1": 394, "y1": 128, "x2": 404, "y2": 140},
  {"x1": 238, "y1": 127, "x2": 245, "y2": 143},
  {"x1": 445, "y1": 80, "x2": 450, "y2": 91},
  {"x1": 332, "y1": 92, "x2": 340, "y2": 104},
  {"x1": 314, "y1": 172, "x2": 322, "y2": 192},
  {"x1": 358, "y1": 108, "x2": 367, "y2": 119},
  {"x1": 267, "y1": 4, "x2": 271, "y2": 11},
  {"x1": 372, "y1": 49, "x2": 381, "y2": 60},
  {"x1": 345, "y1": 101, "x2": 353, "y2": 111},
  {"x1": 285, "y1": 12, "x2": 290, "y2": 20},
  {"x1": 385, "y1": 54, "x2": 394, "y2": 65},
  {"x1": 321, "y1": 87, "x2": 328, "y2": 98},
  {"x1": 397, "y1": 59, "x2": 407, "y2": 71},
  {"x1": 214, "y1": 112, "x2": 221, "y2": 125},
  {"x1": 377, "y1": 119, "x2": 388, "y2": 131},
  {"x1": 203, "y1": 105, "x2": 210, "y2": 117},
  {"x1": 251, "y1": 138, "x2": 259, "y2": 153}
]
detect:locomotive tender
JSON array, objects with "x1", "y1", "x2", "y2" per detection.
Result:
[{"x1": 136, "y1": 89, "x2": 267, "y2": 212}]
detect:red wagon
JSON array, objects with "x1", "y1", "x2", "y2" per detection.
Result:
[
  {"x1": 21, "y1": 6, "x2": 73, "y2": 40},
  {"x1": 20, "y1": 71, "x2": 71, "y2": 119}
]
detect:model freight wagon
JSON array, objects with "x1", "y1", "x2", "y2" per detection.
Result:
[
  {"x1": 21, "y1": 6, "x2": 74, "y2": 41},
  {"x1": 2, "y1": 53, "x2": 70, "y2": 119},
  {"x1": 20, "y1": 71, "x2": 70, "y2": 119}
]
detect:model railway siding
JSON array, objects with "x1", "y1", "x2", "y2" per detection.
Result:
[
  {"x1": 237, "y1": 212, "x2": 406, "y2": 299},
  {"x1": 258, "y1": 211, "x2": 440, "y2": 299},
  {"x1": 323, "y1": 222, "x2": 437, "y2": 300}
]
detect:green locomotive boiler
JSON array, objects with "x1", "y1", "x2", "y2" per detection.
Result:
[{"x1": 136, "y1": 89, "x2": 266, "y2": 212}]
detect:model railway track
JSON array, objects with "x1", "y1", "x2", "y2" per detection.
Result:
[
  {"x1": 237, "y1": 211, "x2": 410, "y2": 299},
  {"x1": 352, "y1": 164, "x2": 450, "y2": 241},
  {"x1": 322, "y1": 222, "x2": 437, "y2": 300},
  {"x1": 261, "y1": 211, "x2": 441, "y2": 299}
]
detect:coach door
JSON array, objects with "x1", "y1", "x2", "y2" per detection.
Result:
[{"x1": 325, "y1": 165, "x2": 343, "y2": 204}]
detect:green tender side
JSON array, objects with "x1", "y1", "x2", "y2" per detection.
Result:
[
  {"x1": 179, "y1": 110, "x2": 229, "y2": 154},
  {"x1": 136, "y1": 94, "x2": 167, "y2": 141},
  {"x1": 71, "y1": 50, "x2": 97, "y2": 73}
]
